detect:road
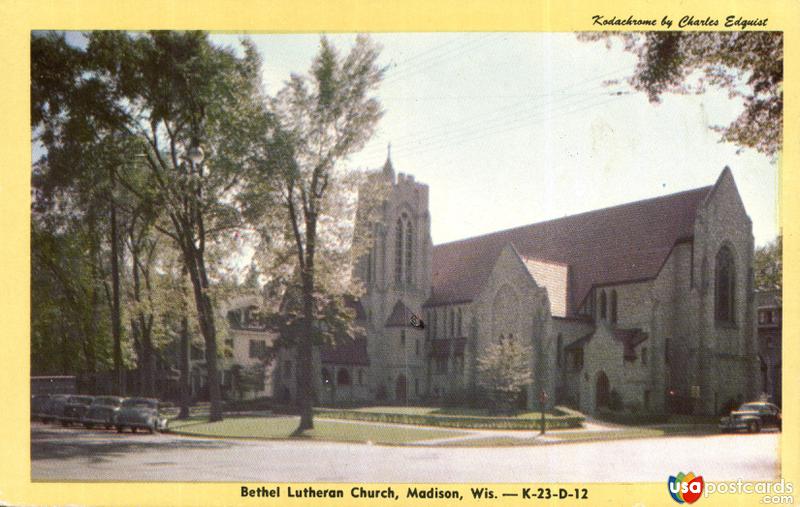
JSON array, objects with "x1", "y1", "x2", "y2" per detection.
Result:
[{"x1": 31, "y1": 423, "x2": 780, "y2": 483}]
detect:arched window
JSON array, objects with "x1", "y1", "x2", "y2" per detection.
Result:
[
  {"x1": 405, "y1": 221, "x2": 413, "y2": 285},
  {"x1": 715, "y1": 246, "x2": 736, "y2": 323},
  {"x1": 610, "y1": 290, "x2": 618, "y2": 324},
  {"x1": 599, "y1": 290, "x2": 607, "y2": 320},
  {"x1": 394, "y1": 218, "x2": 403, "y2": 284},
  {"x1": 457, "y1": 308, "x2": 463, "y2": 337},
  {"x1": 337, "y1": 368, "x2": 351, "y2": 386}
]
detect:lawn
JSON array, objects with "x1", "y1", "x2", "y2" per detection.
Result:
[{"x1": 168, "y1": 415, "x2": 468, "y2": 444}]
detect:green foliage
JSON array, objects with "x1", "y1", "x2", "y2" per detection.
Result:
[
  {"x1": 314, "y1": 407, "x2": 584, "y2": 431},
  {"x1": 579, "y1": 32, "x2": 783, "y2": 158},
  {"x1": 476, "y1": 337, "x2": 533, "y2": 414},
  {"x1": 754, "y1": 235, "x2": 782, "y2": 292}
]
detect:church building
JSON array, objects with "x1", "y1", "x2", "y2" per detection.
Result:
[{"x1": 232, "y1": 155, "x2": 759, "y2": 416}]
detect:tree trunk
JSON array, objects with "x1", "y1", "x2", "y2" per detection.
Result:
[
  {"x1": 296, "y1": 214, "x2": 318, "y2": 433},
  {"x1": 184, "y1": 247, "x2": 223, "y2": 422},
  {"x1": 178, "y1": 313, "x2": 191, "y2": 419},
  {"x1": 110, "y1": 167, "x2": 124, "y2": 395}
]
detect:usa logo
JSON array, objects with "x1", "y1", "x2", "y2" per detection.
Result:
[{"x1": 668, "y1": 472, "x2": 704, "y2": 504}]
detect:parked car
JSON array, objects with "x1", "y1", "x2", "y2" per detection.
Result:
[
  {"x1": 40, "y1": 394, "x2": 70, "y2": 424},
  {"x1": 719, "y1": 401, "x2": 781, "y2": 433},
  {"x1": 61, "y1": 395, "x2": 95, "y2": 426},
  {"x1": 115, "y1": 398, "x2": 168, "y2": 434},
  {"x1": 82, "y1": 396, "x2": 124, "y2": 429},
  {"x1": 31, "y1": 394, "x2": 52, "y2": 421}
]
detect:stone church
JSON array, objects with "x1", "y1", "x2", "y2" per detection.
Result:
[{"x1": 230, "y1": 155, "x2": 759, "y2": 416}]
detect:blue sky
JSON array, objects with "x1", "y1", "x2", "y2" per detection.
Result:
[{"x1": 210, "y1": 32, "x2": 778, "y2": 248}]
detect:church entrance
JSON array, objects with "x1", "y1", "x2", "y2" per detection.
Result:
[
  {"x1": 395, "y1": 374, "x2": 408, "y2": 402},
  {"x1": 595, "y1": 371, "x2": 610, "y2": 410}
]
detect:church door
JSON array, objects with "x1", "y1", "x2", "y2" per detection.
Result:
[
  {"x1": 595, "y1": 371, "x2": 610, "y2": 410},
  {"x1": 395, "y1": 374, "x2": 408, "y2": 402}
]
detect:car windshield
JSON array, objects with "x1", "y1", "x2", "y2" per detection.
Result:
[
  {"x1": 68, "y1": 396, "x2": 93, "y2": 405},
  {"x1": 739, "y1": 403, "x2": 765, "y2": 411},
  {"x1": 122, "y1": 398, "x2": 157, "y2": 409},
  {"x1": 93, "y1": 397, "x2": 121, "y2": 407}
]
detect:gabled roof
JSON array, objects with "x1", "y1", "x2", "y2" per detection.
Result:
[
  {"x1": 614, "y1": 328, "x2": 649, "y2": 360},
  {"x1": 385, "y1": 300, "x2": 416, "y2": 328},
  {"x1": 426, "y1": 185, "x2": 711, "y2": 315},
  {"x1": 563, "y1": 327, "x2": 648, "y2": 361},
  {"x1": 321, "y1": 338, "x2": 369, "y2": 366}
]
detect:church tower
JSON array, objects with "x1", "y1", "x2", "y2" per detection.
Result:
[{"x1": 355, "y1": 147, "x2": 432, "y2": 402}]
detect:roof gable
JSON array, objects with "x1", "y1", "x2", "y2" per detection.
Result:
[{"x1": 426, "y1": 185, "x2": 711, "y2": 314}]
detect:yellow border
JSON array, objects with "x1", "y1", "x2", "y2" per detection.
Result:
[{"x1": 2, "y1": 1, "x2": 797, "y2": 506}]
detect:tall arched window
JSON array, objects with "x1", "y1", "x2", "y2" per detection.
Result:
[
  {"x1": 457, "y1": 308, "x2": 463, "y2": 337},
  {"x1": 405, "y1": 221, "x2": 413, "y2": 285},
  {"x1": 599, "y1": 290, "x2": 607, "y2": 320},
  {"x1": 715, "y1": 245, "x2": 736, "y2": 323},
  {"x1": 610, "y1": 290, "x2": 618, "y2": 324},
  {"x1": 394, "y1": 218, "x2": 403, "y2": 284}
]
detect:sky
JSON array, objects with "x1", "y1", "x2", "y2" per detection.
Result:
[
  {"x1": 208, "y1": 32, "x2": 779, "y2": 248},
  {"x1": 62, "y1": 31, "x2": 780, "y2": 248}
]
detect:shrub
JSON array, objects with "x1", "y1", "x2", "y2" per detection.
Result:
[{"x1": 313, "y1": 406, "x2": 585, "y2": 431}]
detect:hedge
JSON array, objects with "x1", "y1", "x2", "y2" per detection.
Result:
[{"x1": 314, "y1": 406, "x2": 585, "y2": 431}]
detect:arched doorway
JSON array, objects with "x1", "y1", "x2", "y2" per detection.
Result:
[
  {"x1": 395, "y1": 374, "x2": 408, "y2": 402},
  {"x1": 595, "y1": 371, "x2": 610, "y2": 410}
]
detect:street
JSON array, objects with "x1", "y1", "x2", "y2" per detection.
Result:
[{"x1": 31, "y1": 422, "x2": 780, "y2": 483}]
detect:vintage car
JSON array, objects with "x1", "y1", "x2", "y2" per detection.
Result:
[
  {"x1": 61, "y1": 395, "x2": 95, "y2": 426},
  {"x1": 31, "y1": 394, "x2": 52, "y2": 421},
  {"x1": 719, "y1": 401, "x2": 781, "y2": 433},
  {"x1": 82, "y1": 396, "x2": 124, "y2": 429},
  {"x1": 39, "y1": 394, "x2": 70, "y2": 424},
  {"x1": 115, "y1": 397, "x2": 168, "y2": 433}
]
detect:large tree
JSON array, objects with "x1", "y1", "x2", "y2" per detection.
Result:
[
  {"x1": 85, "y1": 31, "x2": 272, "y2": 421},
  {"x1": 245, "y1": 36, "x2": 385, "y2": 432},
  {"x1": 579, "y1": 32, "x2": 783, "y2": 158}
]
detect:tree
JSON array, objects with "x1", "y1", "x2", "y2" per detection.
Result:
[
  {"x1": 755, "y1": 235, "x2": 781, "y2": 294},
  {"x1": 86, "y1": 31, "x2": 272, "y2": 421},
  {"x1": 476, "y1": 337, "x2": 533, "y2": 414},
  {"x1": 244, "y1": 36, "x2": 385, "y2": 432},
  {"x1": 32, "y1": 32, "x2": 131, "y2": 393},
  {"x1": 579, "y1": 32, "x2": 783, "y2": 158}
]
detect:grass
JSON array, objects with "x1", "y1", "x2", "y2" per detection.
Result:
[{"x1": 168, "y1": 415, "x2": 468, "y2": 444}]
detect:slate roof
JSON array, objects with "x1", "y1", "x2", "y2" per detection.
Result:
[
  {"x1": 320, "y1": 337, "x2": 370, "y2": 366},
  {"x1": 564, "y1": 327, "x2": 648, "y2": 361},
  {"x1": 426, "y1": 185, "x2": 711, "y2": 315}
]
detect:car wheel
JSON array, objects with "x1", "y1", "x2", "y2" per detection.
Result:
[
  {"x1": 748, "y1": 421, "x2": 760, "y2": 433},
  {"x1": 106, "y1": 424, "x2": 113, "y2": 430},
  {"x1": 146, "y1": 425, "x2": 154, "y2": 434},
  {"x1": 61, "y1": 420, "x2": 69, "y2": 427},
  {"x1": 116, "y1": 425, "x2": 124, "y2": 433},
  {"x1": 84, "y1": 423, "x2": 93, "y2": 429},
  {"x1": 131, "y1": 427, "x2": 137, "y2": 434}
]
